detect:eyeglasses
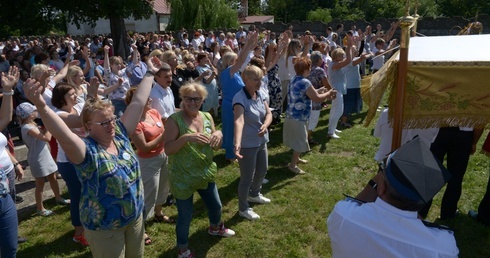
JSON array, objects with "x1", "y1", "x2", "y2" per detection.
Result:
[
  {"x1": 183, "y1": 96, "x2": 203, "y2": 103},
  {"x1": 90, "y1": 116, "x2": 117, "y2": 128}
]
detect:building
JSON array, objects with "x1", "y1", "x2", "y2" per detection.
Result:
[{"x1": 66, "y1": 0, "x2": 171, "y2": 35}]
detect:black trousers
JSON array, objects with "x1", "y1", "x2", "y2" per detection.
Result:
[
  {"x1": 478, "y1": 170, "x2": 490, "y2": 224},
  {"x1": 419, "y1": 127, "x2": 474, "y2": 218}
]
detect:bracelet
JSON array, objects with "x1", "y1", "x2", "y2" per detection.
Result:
[
  {"x1": 145, "y1": 70, "x2": 155, "y2": 76},
  {"x1": 13, "y1": 162, "x2": 20, "y2": 167},
  {"x1": 2, "y1": 90, "x2": 14, "y2": 96}
]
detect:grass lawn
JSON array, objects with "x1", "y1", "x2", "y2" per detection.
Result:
[{"x1": 17, "y1": 106, "x2": 490, "y2": 258}]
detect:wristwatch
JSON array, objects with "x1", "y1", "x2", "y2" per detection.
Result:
[{"x1": 145, "y1": 70, "x2": 156, "y2": 76}]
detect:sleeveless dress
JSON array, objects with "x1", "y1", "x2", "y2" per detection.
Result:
[{"x1": 168, "y1": 111, "x2": 217, "y2": 200}]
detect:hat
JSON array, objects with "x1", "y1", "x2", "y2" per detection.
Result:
[
  {"x1": 384, "y1": 137, "x2": 451, "y2": 203},
  {"x1": 16, "y1": 102, "x2": 37, "y2": 120},
  {"x1": 304, "y1": 30, "x2": 312, "y2": 35}
]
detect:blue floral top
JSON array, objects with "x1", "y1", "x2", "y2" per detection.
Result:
[
  {"x1": 286, "y1": 75, "x2": 313, "y2": 121},
  {"x1": 73, "y1": 120, "x2": 143, "y2": 230}
]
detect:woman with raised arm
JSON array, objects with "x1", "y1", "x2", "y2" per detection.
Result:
[
  {"x1": 327, "y1": 35, "x2": 354, "y2": 139},
  {"x1": 0, "y1": 66, "x2": 20, "y2": 258},
  {"x1": 219, "y1": 31, "x2": 258, "y2": 162},
  {"x1": 23, "y1": 57, "x2": 161, "y2": 258}
]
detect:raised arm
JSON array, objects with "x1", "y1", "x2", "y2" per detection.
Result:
[
  {"x1": 230, "y1": 31, "x2": 258, "y2": 75},
  {"x1": 332, "y1": 36, "x2": 353, "y2": 70},
  {"x1": 0, "y1": 66, "x2": 19, "y2": 130},
  {"x1": 120, "y1": 57, "x2": 160, "y2": 135},
  {"x1": 81, "y1": 47, "x2": 92, "y2": 75},
  {"x1": 23, "y1": 79, "x2": 86, "y2": 164}
]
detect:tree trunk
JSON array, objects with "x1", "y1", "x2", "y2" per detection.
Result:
[{"x1": 109, "y1": 16, "x2": 129, "y2": 60}]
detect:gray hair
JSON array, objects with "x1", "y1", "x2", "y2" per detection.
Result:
[{"x1": 310, "y1": 51, "x2": 323, "y2": 66}]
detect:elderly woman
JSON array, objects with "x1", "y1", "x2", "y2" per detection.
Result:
[
  {"x1": 125, "y1": 87, "x2": 174, "y2": 246},
  {"x1": 306, "y1": 51, "x2": 332, "y2": 144},
  {"x1": 327, "y1": 36, "x2": 353, "y2": 139},
  {"x1": 0, "y1": 66, "x2": 20, "y2": 258},
  {"x1": 284, "y1": 57, "x2": 336, "y2": 175},
  {"x1": 23, "y1": 57, "x2": 160, "y2": 258},
  {"x1": 164, "y1": 83, "x2": 235, "y2": 258},
  {"x1": 219, "y1": 31, "x2": 258, "y2": 162},
  {"x1": 233, "y1": 66, "x2": 272, "y2": 220}
]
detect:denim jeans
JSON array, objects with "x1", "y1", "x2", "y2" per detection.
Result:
[
  {"x1": 175, "y1": 182, "x2": 222, "y2": 249},
  {"x1": 0, "y1": 194, "x2": 18, "y2": 258},
  {"x1": 58, "y1": 162, "x2": 82, "y2": 227},
  {"x1": 111, "y1": 99, "x2": 127, "y2": 118}
]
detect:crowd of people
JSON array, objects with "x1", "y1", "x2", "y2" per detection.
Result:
[{"x1": 0, "y1": 22, "x2": 488, "y2": 258}]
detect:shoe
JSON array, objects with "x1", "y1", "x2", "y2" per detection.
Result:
[
  {"x1": 298, "y1": 158, "x2": 308, "y2": 164},
  {"x1": 308, "y1": 139, "x2": 319, "y2": 145},
  {"x1": 73, "y1": 234, "x2": 89, "y2": 246},
  {"x1": 341, "y1": 122, "x2": 352, "y2": 128},
  {"x1": 154, "y1": 214, "x2": 175, "y2": 223},
  {"x1": 239, "y1": 208, "x2": 260, "y2": 220},
  {"x1": 18, "y1": 236, "x2": 28, "y2": 244},
  {"x1": 178, "y1": 249, "x2": 194, "y2": 258},
  {"x1": 335, "y1": 129, "x2": 342, "y2": 133},
  {"x1": 15, "y1": 195, "x2": 24, "y2": 204},
  {"x1": 56, "y1": 173, "x2": 63, "y2": 179},
  {"x1": 56, "y1": 198, "x2": 71, "y2": 205},
  {"x1": 468, "y1": 210, "x2": 479, "y2": 220},
  {"x1": 328, "y1": 133, "x2": 340, "y2": 139},
  {"x1": 262, "y1": 178, "x2": 269, "y2": 184},
  {"x1": 248, "y1": 194, "x2": 271, "y2": 204},
  {"x1": 208, "y1": 223, "x2": 235, "y2": 237},
  {"x1": 36, "y1": 209, "x2": 54, "y2": 216},
  {"x1": 288, "y1": 165, "x2": 306, "y2": 175}
]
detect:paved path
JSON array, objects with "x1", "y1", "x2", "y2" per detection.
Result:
[{"x1": 12, "y1": 137, "x2": 67, "y2": 218}]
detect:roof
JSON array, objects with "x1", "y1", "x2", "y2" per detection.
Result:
[
  {"x1": 240, "y1": 16, "x2": 274, "y2": 24},
  {"x1": 153, "y1": 0, "x2": 171, "y2": 15}
]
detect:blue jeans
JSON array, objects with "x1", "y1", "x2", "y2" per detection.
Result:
[
  {"x1": 58, "y1": 162, "x2": 82, "y2": 227},
  {"x1": 0, "y1": 194, "x2": 18, "y2": 258},
  {"x1": 175, "y1": 182, "x2": 222, "y2": 249},
  {"x1": 111, "y1": 99, "x2": 127, "y2": 118}
]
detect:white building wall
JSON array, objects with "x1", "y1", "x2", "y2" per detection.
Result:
[{"x1": 67, "y1": 13, "x2": 159, "y2": 36}]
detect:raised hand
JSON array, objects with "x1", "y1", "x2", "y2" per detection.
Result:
[
  {"x1": 87, "y1": 77, "x2": 100, "y2": 98},
  {"x1": 147, "y1": 56, "x2": 161, "y2": 73},
  {"x1": 1, "y1": 66, "x2": 20, "y2": 91},
  {"x1": 22, "y1": 78, "x2": 46, "y2": 107}
]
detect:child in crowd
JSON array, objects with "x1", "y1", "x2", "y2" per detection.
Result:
[{"x1": 17, "y1": 102, "x2": 69, "y2": 216}]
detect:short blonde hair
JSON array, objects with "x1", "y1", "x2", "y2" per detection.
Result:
[
  {"x1": 161, "y1": 50, "x2": 176, "y2": 63},
  {"x1": 67, "y1": 65, "x2": 83, "y2": 86},
  {"x1": 81, "y1": 99, "x2": 114, "y2": 130},
  {"x1": 222, "y1": 52, "x2": 237, "y2": 68},
  {"x1": 242, "y1": 64, "x2": 263, "y2": 80},
  {"x1": 30, "y1": 64, "x2": 49, "y2": 80},
  {"x1": 331, "y1": 48, "x2": 345, "y2": 61},
  {"x1": 179, "y1": 82, "x2": 208, "y2": 109},
  {"x1": 149, "y1": 49, "x2": 164, "y2": 61}
]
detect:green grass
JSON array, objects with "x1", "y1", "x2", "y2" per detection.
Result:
[{"x1": 17, "y1": 107, "x2": 490, "y2": 258}]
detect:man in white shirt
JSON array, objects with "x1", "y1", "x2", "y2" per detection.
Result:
[
  {"x1": 327, "y1": 137, "x2": 459, "y2": 258},
  {"x1": 150, "y1": 63, "x2": 176, "y2": 123}
]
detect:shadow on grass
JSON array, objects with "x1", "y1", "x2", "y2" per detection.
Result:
[{"x1": 16, "y1": 230, "x2": 91, "y2": 258}]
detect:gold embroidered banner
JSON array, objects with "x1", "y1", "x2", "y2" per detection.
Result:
[{"x1": 362, "y1": 57, "x2": 490, "y2": 129}]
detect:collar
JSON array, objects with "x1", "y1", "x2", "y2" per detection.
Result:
[
  {"x1": 243, "y1": 87, "x2": 258, "y2": 100},
  {"x1": 374, "y1": 198, "x2": 418, "y2": 219}
]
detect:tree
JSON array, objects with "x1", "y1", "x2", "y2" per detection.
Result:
[
  {"x1": 46, "y1": 0, "x2": 154, "y2": 59},
  {"x1": 307, "y1": 8, "x2": 333, "y2": 23},
  {"x1": 167, "y1": 0, "x2": 239, "y2": 31}
]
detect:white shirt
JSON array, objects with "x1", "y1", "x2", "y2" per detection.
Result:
[
  {"x1": 327, "y1": 198, "x2": 459, "y2": 258},
  {"x1": 150, "y1": 82, "x2": 175, "y2": 119},
  {"x1": 373, "y1": 108, "x2": 438, "y2": 162}
]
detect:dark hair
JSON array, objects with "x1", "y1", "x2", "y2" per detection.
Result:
[
  {"x1": 249, "y1": 56, "x2": 265, "y2": 69},
  {"x1": 196, "y1": 52, "x2": 208, "y2": 63},
  {"x1": 34, "y1": 52, "x2": 49, "y2": 64},
  {"x1": 51, "y1": 83, "x2": 76, "y2": 109}
]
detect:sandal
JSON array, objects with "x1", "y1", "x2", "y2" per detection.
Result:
[
  {"x1": 154, "y1": 214, "x2": 175, "y2": 223},
  {"x1": 36, "y1": 209, "x2": 54, "y2": 216},
  {"x1": 144, "y1": 233, "x2": 152, "y2": 246},
  {"x1": 56, "y1": 198, "x2": 71, "y2": 205}
]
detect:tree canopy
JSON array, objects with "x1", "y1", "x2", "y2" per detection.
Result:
[{"x1": 167, "y1": 0, "x2": 239, "y2": 30}]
